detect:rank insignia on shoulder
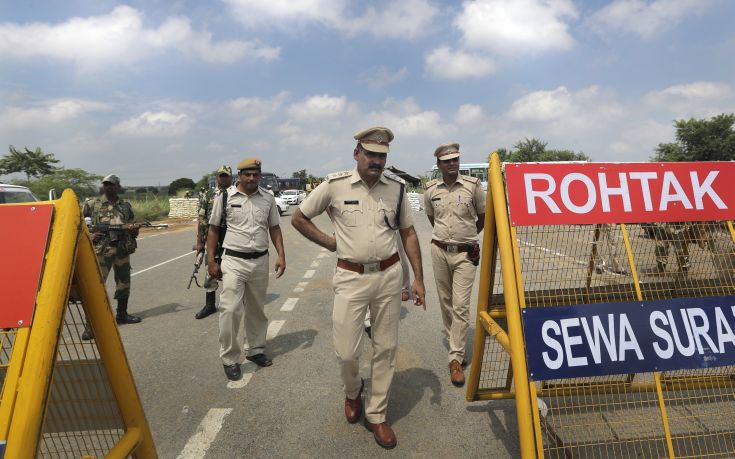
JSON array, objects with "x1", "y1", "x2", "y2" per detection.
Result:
[{"x1": 326, "y1": 171, "x2": 351, "y2": 182}]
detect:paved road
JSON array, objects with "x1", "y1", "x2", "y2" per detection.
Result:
[{"x1": 109, "y1": 209, "x2": 521, "y2": 458}]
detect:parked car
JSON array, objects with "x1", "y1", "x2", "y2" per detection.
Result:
[
  {"x1": 298, "y1": 190, "x2": 307, "y2": 202},
  {"x1": 275, "y1": 196, "x2": 290, "y2": 216},
  {"x1": 280, "y1": 189, "x2": 303, "y2": 205},
  {"x1": 0, "y1": 184, "x2": 39, "y2": 203}
]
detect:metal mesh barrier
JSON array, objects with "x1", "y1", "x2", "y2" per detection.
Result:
[
  {"x1": 38, "y1": 299, "x2": 126, "y2": 458},
  {"x1": 479, "y1": 221, "x2": 735, "y2": 457},
  {"x1": 0, "y1": 328, "x2": 18, "y2": 393}
]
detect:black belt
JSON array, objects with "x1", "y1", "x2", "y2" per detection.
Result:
[{"x1": 224, "y1": 248, "x2": 268, "y2": 260}]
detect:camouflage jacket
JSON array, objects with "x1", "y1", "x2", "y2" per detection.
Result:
[
  {"x1": 82, "y1": 197, "x2": 136, "y2": 255},
  {"x1": 198, "y1": 187, "x2": 225, "y2": 244}
]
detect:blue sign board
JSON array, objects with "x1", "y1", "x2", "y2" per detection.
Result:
[{"x1": 523, "y1": 296, "x2": 735, "y2": 381}]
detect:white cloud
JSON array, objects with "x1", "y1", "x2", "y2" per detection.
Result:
[
  {"x1": 369, "y1": 98, "x2": 450, "y2": 139},
  {"x1": 0, "y1": 6, "x2": 278, "y2": 69},
  {"x1": 644, "y1": 81, "x2": 734, "y2": 118},
  {"x1": 455, "y1": 0, "x2": 578, "y2": 55},
  {"x1": 226, "y1": 0, "x2": 439, "y2": 39},
  {"x1": 0, "y1": 99, "x2": 107, "y2": 129},
  {"x1": 360, "y1": 66, "x2": 409, "y2": 89},
  {"x1": 587, "y1": 0, "x2": 713, "y2": 39},
  {"x1": 425, "y1": 46, "x2": 496, "y2": 79},
  {"x1": 110, "y1": 111, "x2": 193, "y2": 137},
  {"x1": 286, "y1": 95, "x2": 354, "y2": 121},
  {"x1": 508, "y1": 86, "x2": 574, "y2": 122},
  {"x1": 455, "y1": 104, "x2": 487, "y2": 125},
  {"x1": 230, "y1": 91, "x2": 289, "y2": 128}
]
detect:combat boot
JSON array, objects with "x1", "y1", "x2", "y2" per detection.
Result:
[
  {"x1": 116, "y1": 298, "x2": 142, "y2": 324},
  {"x1": 195, "y1": 291, "x2": 217, "y2": 319},
  {"x1": 81, "y1": 323, "x2": 94, "y2": 341}
]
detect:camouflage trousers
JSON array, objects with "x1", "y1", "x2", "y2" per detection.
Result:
[
  {"x1": 97, "y1": 248, "x2": 131, "y2": 300},
  {"x1": 653, "y1": 225, "x2": 690, "y2": 272}
]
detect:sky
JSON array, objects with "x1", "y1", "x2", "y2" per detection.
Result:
[{"x1": 1, "y1": 0, "x2": 734, "y2": 186}]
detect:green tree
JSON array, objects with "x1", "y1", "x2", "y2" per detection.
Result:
[
  {"x1": 652, "y1": 113, "x2": 735, "y2": 161},
  {"x1": 25, "y1": 168, "x2": 102, "y2": 200},
  {"x1": 195, "y1": 170, "x2": 218, "y2": 189},
  {"x1": 0, "y1": 146, "x2": 60, "y2": 184},
  {"x1": 168, "y1": 177, "x2": 196, "y2": 196},
  {"x1": 507, "y1": 138, "x2": 589, "y2": 162}
]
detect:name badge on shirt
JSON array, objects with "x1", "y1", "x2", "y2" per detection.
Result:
[
  {"x1": 431, "y1": 197, "x2": 441, "y2": 201},
  {"x1": 344, "y1": 200, "x2": 359, "y2": 205},
  {"x1": 230, "y1": 204, "x2": 241, "y2": 208}
]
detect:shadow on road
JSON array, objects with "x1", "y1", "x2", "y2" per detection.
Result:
[
  {"x1": 466, "y1": 400, "x2": 521, "y2": 457},
  {"x1": 268, "y1": 329, "x2": 318, "y2": 358},
  {"x1": 264, "y1": 292, "x2": 280, "y2": 305},
  {"x1": 135, "y1": 302, "x2": 187, "y2": 318},
  {"x1": 388, "y1": 367, "x2": 442, "y2": 423}
]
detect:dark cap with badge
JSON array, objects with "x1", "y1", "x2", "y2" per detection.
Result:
[
  {"x1": 216, "y1": 165, "x2": 232, "y2": 176},
  {"x1": 434, "y1": 143, "x2": 460, "y2": 161},
  {"x1": 354, "y1": 126, "x2": 394, "y2": 154},
  {"x1": 237, "y1": 157, "x2": 262, "y2": 171},
  {"x1": 102, "y1": 174, "x2": 120, "y2": 185}
]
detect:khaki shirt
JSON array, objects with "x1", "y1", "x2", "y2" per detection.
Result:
[
  {"x1": 209, "y1": 186, "x2": 279, "y2": 252},
  {"x1": 300, "y1": 169, "x2": 414, "y2": 263},
  {"x1": 424, "y1": 175, "x2": 485, "y2": 244}
]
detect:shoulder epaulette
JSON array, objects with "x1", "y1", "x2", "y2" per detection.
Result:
[
  {"x1": 425, "y1": 179, "x2": 439, "y2": 190},
  {"x1": 461, "y1": 175, "x2": 480, "y2": 184},
  {"x1": 326, "y1": 170, "x2": 351, "y2": 182},
  {"x1": 383, "y1": 170, "x2": 405, "y2": 185}
]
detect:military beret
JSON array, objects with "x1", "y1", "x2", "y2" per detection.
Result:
[
  {"x1": 434, "y1": 143, "x2": 460, "y2": 160},
  {"x1": 237, "y1": 157, "x2": 262, "y2": 171},
  {"x1": 353, "y1": 126, "x2": 394, "y2": 154},
  {"x1": 102, "y1": 174, "x2": 120, "y2": 185},
  {"x1": 216, "y1": 165, "x2": 232, "y2": 176}
]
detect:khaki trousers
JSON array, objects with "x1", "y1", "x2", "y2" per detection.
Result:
[
  {"x1": 333, "y1": 262, "x2": 401, "y2": 424},
  {"x1": 219, "y1": 254, "x2": 269, "y2": 365},
  {"x1": 431, "y1": 244, "x2": 477, "y2": 363}
]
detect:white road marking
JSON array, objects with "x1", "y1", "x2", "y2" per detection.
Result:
[
  {"x1": 132, "y1": 251, "x2": 194, "y2": 277},
  {"x1": 517, "y1": 240, "x2": 587, "y2": 267},
  {"x1": 310, "y1": 260, "x2": 320, "y2": 268},
  {"x1": 304, "y1": 270, "x2": 315, "y2": 278},
  {"x1": 293, "y1": 281, "x2": 308, "y2": 293},
  {"x1": 175, "y1": 408, "x2": 233, "y2": 459},
  {"x1": 280, "y1": 298, "x2": 299, "y2": 312},
  {"x1": 267, "y1": 320, "x2": 285, "y2": 339}
]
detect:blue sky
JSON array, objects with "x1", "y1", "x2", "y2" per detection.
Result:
[{"x1": 1, "y1": 0, "x2": 733, "y2": 186}]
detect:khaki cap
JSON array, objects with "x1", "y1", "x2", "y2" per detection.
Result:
[
  {"x1": 354, "y1": 126, "x2": 394, "y2": 154},
  {"x1": 237, "y1": 157, "x2": 262, "y2": 171},
  {"x1": 434, "y1": 142, "x2": 460, "y2": 160},
  {"x1": 216, "y1": 165, "x2": 232, "y2": 176},
  {"x1": 102, "y1": 174, "x2": 120, "y2": 185}
]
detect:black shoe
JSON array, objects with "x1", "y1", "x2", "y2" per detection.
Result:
[
  {"x1": 245, "y1": 353, "x2": 273, "y2": 367},
  {"x1": 223, "y1": 363, "x2": 241, "y2": 381},
  {"x1": 81, "y1": 325, "x2": 94, "y2": 341},
  {"x1": 365, "y1": 326, "x2": 372, "y2": 339},
  {"x1": 195, "y1": 304, "x2": 217, "y2": 320},
  {"x1": 116, "y1": 313, "x2": 142, "y2": 324}
]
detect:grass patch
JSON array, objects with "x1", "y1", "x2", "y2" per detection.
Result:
[{"x1": 130, "y1": 196, "x2": 170, "y2": 222}]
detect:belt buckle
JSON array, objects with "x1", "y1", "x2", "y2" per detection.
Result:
[
  {"x1": 447, "y1": 244, "x2": 458, "y2": 254},
  {"x1": 363, "y1": 262, "x2": 380, "y2": 273}
]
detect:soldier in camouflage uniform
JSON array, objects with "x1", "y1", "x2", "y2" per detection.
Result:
[
  {"x1": 81, "y1": 174, "x2": 142, "y2": 340},
  {"x1": 653, "y1": 222, "x2": 691, "y2": 274},
  {"x1": 194, "y1": 165, "x2": 233, "y2": 319}
]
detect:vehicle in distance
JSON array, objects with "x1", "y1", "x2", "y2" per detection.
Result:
[
  {"x1": 0, "y1": 184, "x2": 39, "y2": 204},
  {"x1": 275, "y1": 196, "x2": 290, "y2": 216},
  {"x1": 279, "y1": 189, "x2": 303, "y2": 205},
  {"x1": 428, "y1": 163, "x2": 488, "y2": 191}
]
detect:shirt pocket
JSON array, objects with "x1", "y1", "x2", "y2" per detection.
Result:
[
  {"x1": 377, "y1": 201, "x2": 398, "y2": 228},
  {"x1": 333, "y1": 201, "x2": 363, "y2": 227},
  {"x1": 253, "y1": 202, "x2": 270, "y2": 224},
  {"x1": 227, "y1": 204, "x2": 246, "y2": 225}
]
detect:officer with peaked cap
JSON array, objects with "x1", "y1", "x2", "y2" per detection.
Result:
[
  {"x1": 207, "y1": 158, "x2": 286, "y2": 381},
  {"x1": 424, "y1": 143, "x2": 485, "y2": 387},
  {"x1": 292, "y1": 126, "x2": 426, "y2": 449},
  {"x1": 81, "y1": 174, "x2": 142, "y2": 340},
  {"x1": 194, "y1": 165, "x2": 233, "y2": 319}
]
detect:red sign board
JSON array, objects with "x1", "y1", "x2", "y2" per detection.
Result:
[
  {"x1": 0, "y1": 204, "x2": 54, "y2": 328},
  {"x1": 505, "y1": 162, "x2": 735, "y2": 226}
]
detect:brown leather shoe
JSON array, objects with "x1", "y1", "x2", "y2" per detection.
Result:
[
  {"x1": 344, "y1": 379, "x2": 364, "y2": 423},
  {"x1": 449, "y1": 360, "x2": 465, "y2": 387},
  {"x1": 364, "y1": 420, "x2": 397, "y2": 449}
]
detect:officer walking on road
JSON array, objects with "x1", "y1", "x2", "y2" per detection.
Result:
[
  {"x1": 81, "y1": 174, "x2": 142, "y2": 340},
  {"x1": 424, "y1": 143, "x2": 485, "y2": 387},
  {"x1": 194, "y1": 165, "x2": 232, "y2": 319},
  {"x1": 291, "y1": 126, "x2": 426, "y2": 450},
  {"x1": 207, "y1": 158, "x2": 286, "y2": 381}
]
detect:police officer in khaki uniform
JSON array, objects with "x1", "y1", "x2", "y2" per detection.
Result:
[
  {"x1": 424, "y1": 143, "x2": 485, "y2": 387},
  {"x1": 207, "y1": 158, "x2": 286, "y2": 381},
  {"x1": 292, "y1": 126, "x2": 426, "y2": 450}
]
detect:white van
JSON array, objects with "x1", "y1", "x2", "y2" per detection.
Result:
[
  {"x1": 428, "y1": 163, "x2": 488, "y2": 191},
  {"x1": 0, "y1": 184, "x2": 39, "y2": 203}
]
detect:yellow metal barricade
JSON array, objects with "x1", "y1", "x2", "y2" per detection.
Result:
[
  {"x1": 0, "y1": 189, "x2": 156, "y2": 458},
  {"x1": 467, "y1": 153, "x2": 735, "y2": 458}
]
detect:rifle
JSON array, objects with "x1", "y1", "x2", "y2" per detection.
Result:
[
  {"x1": 88, "y1": 221, "x2": 169, "y2": 232},
  {"x1": 188, "y1": 247, "x2": 204, "y2": 289}
]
